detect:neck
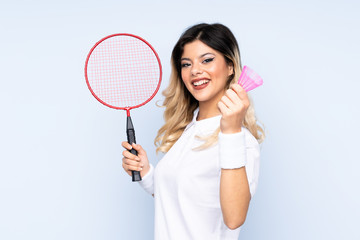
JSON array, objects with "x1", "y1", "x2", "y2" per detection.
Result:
[{"x1": 197, "y1": 101, "x2": 221, "y2": 121}]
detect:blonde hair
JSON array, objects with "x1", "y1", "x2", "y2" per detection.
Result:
[{"x1": 154, "y1": 23, "x2": 265, "y2": 153}]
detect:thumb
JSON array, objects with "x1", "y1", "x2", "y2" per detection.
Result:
[{"x1": 132, "y1": 143, "x2": 146, "y2": 155}]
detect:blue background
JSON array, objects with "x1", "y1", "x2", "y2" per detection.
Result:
[{"x1": 1, "y1": 0, "x2": 359, "y2": 239}]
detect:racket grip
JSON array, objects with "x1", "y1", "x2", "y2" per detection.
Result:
[{"x1": 126, "y1": 116, "x2": 142, "y2": 182}]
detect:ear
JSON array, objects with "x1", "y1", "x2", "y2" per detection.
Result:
[{"x1": 227, "y1": 62, "x2": 234, "y2": 76}]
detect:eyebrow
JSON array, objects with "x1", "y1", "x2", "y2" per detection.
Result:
[{"x1": 181, "y1": 52, "x2": 215, "y2": 61}]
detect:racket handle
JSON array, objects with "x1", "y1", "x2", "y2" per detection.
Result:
[{"x1": 126, "y1": 116, "x2": 142, "y2": 182}]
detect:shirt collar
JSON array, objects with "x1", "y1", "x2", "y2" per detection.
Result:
[{"x1": 184, "y1": 108, "x2": 221, "y2": 133}]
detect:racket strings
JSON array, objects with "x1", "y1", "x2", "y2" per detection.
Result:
[{"x1": 87, "y1": 35, "x2": 161, "y2": 108}]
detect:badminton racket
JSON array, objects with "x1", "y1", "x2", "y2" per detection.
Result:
[
  {"x1": 238, "y1": 65, "x2": 263, "y2": 92},
  {"x1": 85, "y1": 33, "x2": 162, "y2": 182}
]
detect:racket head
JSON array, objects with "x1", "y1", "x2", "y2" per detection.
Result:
[
  {"x1": 238, "y1": 65, "x2": 263, "y2": 92},
  {"x1": 85, "y1": 33, "x2": 162, "y2": 111}
]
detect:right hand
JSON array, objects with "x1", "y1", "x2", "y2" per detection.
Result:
[{"x1": 121, "y1": 142, "x2": 150, "y2": 178}]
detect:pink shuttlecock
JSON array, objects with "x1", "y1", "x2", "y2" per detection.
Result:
[{"x1": 238, "y1": 65, "x2": 263, "y2": 92}]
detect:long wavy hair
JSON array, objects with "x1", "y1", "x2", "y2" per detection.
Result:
[{"x1": 155, "y1": 23, "x2": 265, "y2": 153}]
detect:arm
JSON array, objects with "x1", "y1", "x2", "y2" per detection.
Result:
[
  {"x1": 218, "y1": 131, "x2": 260, "y2": 230},
  {"x1": 220, "y1": 167, "x2": 250, "y2": 229},
  {"x1": 217, "y1": 84, "x2": 254, "y2": 230}
]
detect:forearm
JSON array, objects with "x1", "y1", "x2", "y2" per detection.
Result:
[
  {"x1": 220, "y1": 167, "x2": 251, "y2": 230},
  {"x1": 218, "y1": 129, "x2": 251, "y2": 230}
]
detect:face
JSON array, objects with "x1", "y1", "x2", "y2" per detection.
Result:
[{"x1": 180, "y1": 40, "x2": 233, "y2": 106}]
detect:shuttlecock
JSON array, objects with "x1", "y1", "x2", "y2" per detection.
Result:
[{"x1": 238, "y1": 66, "x2": 263, "y2": 92}]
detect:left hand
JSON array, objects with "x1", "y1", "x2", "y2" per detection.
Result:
[{"x1": 217, "y1": 84, "x2": 250, "y2": 134}]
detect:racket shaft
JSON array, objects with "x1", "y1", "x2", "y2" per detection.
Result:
[{"x1": 126, "y1": 116, "x2": 142, "y2": 182}]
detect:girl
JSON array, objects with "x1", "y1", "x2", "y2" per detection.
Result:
[{"x1": 122, "y1": 23, "x2": 264, "y2": 240}]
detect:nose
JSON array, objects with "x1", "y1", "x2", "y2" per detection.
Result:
[{"x1": 191, "y1": 62, "x2": 203, "y2": 76}]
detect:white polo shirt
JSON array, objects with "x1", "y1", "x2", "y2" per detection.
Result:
[{"x1": 139, "y1": 108, "x2": 260, "y2": 240}]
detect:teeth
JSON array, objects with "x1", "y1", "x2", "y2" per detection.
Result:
[{"x1": 193, "y1": 80, "x2": 209, "y2": 86}]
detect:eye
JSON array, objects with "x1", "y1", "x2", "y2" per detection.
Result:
[
  {"x1": 203, "y1": 57, "x2": 214, "y2": 63},
  {"x1": 181, "y1": 63, "x2": 191, "y2": 68}
]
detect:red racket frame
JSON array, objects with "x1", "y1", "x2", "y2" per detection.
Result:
[{"x1": 84, "y1": 33, "x2": 162, "y2": 116}]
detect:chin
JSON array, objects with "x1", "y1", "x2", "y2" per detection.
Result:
[{"x1": 192, "y1": 94, "x2": 213, "y2": 103}]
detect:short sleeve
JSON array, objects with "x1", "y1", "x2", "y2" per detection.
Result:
[{"x1": 243, "y1": 129, "x2": 260, "y2": 197}]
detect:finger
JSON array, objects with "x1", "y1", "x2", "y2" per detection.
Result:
[
  {"x1": 220, "y1": 95, "x2": 235, "y2": 109},
  {"x1": 122, "y1": 150, "x2": 141, "y2": 161},
  {"x1": 122, "y1": 162, "x2": 131, "y2": 175},
  {"x1": 123, "y1": 157, "x2": 144, "y2": 167},
  {"x1": 217, "y1": 101, "x2": 231, "y2": 115},
  {"x1": 131, "y1": 143, "x2": 146, "y2": 155},
  {"x1": 122, "y1": 162, "x2": 143, "y2": 172},
  {"x1": 232, "y1": 83, "x2": 243, "y2": 91},
  {"x1": 225, "y1": 88, "x2": 241, "y2": 105},
  {"x1": 121, "y1": 141, "x2": 133, "y2": 150},
  {"x1": 231, "y1": 84, "x2": 248, "y2": 100},
  {"x1": 235, "y1": 84, "x2": 250, "y2": 106}
]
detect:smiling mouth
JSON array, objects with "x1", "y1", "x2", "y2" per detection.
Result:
[{"x1": 192, "y1": 79, "x2": 210, "y2": 86}]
